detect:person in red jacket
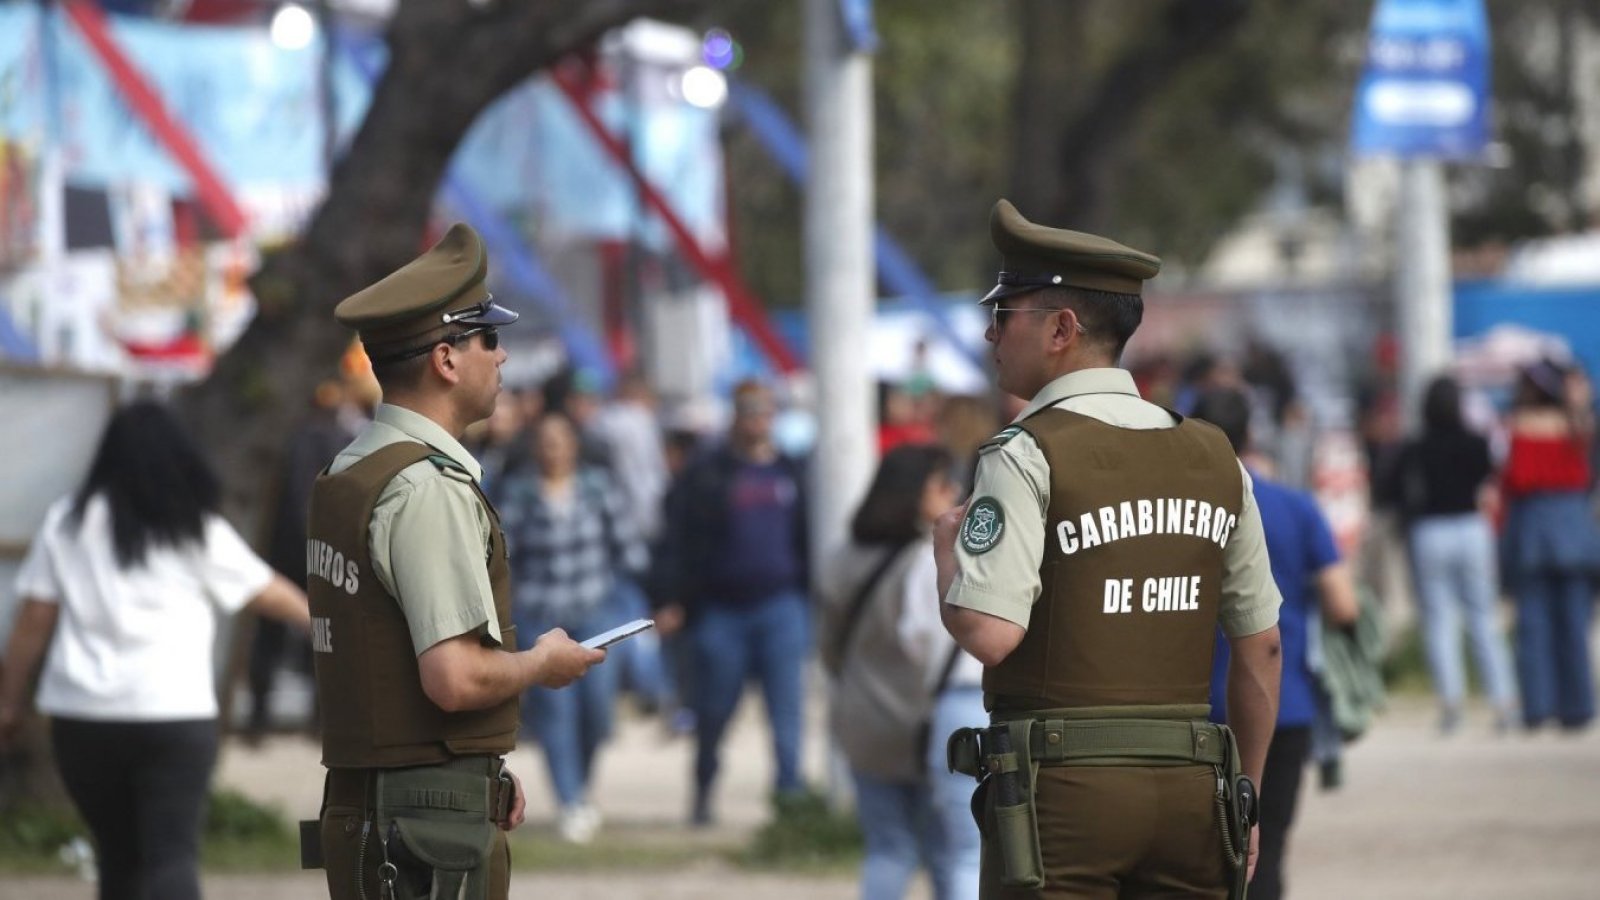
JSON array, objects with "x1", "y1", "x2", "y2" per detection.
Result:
[{"x1": 1500, "y1": 360, "x2": 1600, "y2": 731}]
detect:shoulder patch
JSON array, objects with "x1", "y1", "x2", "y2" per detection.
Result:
[
  {"x1": 979, "y1": 425, "x2": 1024, "y2": 453},
  {"x1": 960, "y1": 497, "x2": 1006, "y2": 555}
]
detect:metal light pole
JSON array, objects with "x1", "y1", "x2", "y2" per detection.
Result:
[
  {"x1": 803, "y1": 0, "x2": 876, "y2": 562},
  {"x1": 1394, "y1": 158, "x2": 1452, "y2": 429}
]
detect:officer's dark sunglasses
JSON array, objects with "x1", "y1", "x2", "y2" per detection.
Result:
[
  {"x1": 382, "y1": 326, "x2": 499, "y2": 363},
  {"x1": 446, "y1": 325, "x2": 500, "y2": 352}
]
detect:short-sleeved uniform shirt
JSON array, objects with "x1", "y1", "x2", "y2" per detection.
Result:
[
  {"x1": 943, "y1": 368, "x2": 1281, "y2": 639},
  {"x1": 329, "y1": 403, "x2": 501, "y2": 655},
  {"x1": 1210, "y1": 472, "x2": 1339, "y2": 728}
]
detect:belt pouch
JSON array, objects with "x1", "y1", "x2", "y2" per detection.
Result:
[
  {"x1": 375, "y1": 766, "x2": 497, "y2": 900},
  {"x1": 299, "y1": 820, "x2": 324, "y2": 870},
  {"x1": 947, "y1": 727, "x2": 983, "y2": 777},
  {"x1": 986, "y1": 719, "x2": 1044, "y2": 889}
]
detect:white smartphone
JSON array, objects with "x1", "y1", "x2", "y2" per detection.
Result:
[{"x1": 580, "y1": 618, "x2": 656, "y2": 650}]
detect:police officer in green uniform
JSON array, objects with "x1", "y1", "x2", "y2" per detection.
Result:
[
  {"x1": 934, "y1": 201, "x2": 1283, "y2": 899},
  {"x1": 303, "y1": 224, "x2": 606, "y2": 900}
]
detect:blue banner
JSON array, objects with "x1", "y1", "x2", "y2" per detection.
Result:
[
  {"x1": 0, "y1": 9, "x2": 722, "y2": 247},
  {"x1": 343, "y1": 31, "x2": 726, "y2": 251},
  {"x1": 0, "y1": 6, "x2": 367, "y2": 192},
  {"x1": 837, "y1": 0, "x2": 878, "y2": 53},
  {"x1": 0, "y1": 6, "x2": 48, "y2": 142},
  {"x1": 454, "y1": 80, "x2": 724, "y2": 251},
  {"x1": 1351, "y1": 0, "x2": 1490, "y2": 160}
]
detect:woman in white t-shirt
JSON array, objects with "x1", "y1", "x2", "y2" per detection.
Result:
[{"x1": 0, "y1": 401, "x2": 308, "y2": 900}]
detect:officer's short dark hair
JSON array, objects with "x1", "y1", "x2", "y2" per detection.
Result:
[
  {"x1": 1038, "y1": 286, "x2": 1144, "y2": 361},
  {"x1": 1191, "y1": 388, "x2": 1251, "y2": 456},
  {"x1": 369, "y1": 352, "x2": 430, "y2": 393}
]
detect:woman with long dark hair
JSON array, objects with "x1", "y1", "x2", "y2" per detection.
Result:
[
  {"x1": 0, "y1": 401, "x2": 308, "y2": 900},
  {"x1": 1393, "y1": 374, "x2": 1517, "y2": 732},
  {"x1": 820, "y1": 443, "x2": 983, "y2": 900},
  {"x1": 1500, "y1": 360, "x2": 1600, "y2": 731},
  {"x1": 495, "y1": 409, "x2": 647, "y2": 844}
]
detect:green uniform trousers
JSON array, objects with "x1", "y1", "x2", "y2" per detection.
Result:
[
  {"x1": 318, "y1": 762, "x2": 511, "y2": 900},
  {"x1": 980, "y1": 764, "x2": 1228, "y2": 900}
]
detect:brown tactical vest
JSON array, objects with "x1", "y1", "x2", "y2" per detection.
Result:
[
  {"x1": 984, "y1": 408, "x2": 1242, "y2": 713},
  {"x1": 306, "y1": 441, "x2": 518, "y2": 768}
]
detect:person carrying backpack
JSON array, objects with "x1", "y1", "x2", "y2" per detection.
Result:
[{"x1": 821, "y1": 444, "x2": 984, "y2": 900}]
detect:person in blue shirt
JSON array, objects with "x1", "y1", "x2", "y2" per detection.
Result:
[
  {"x1": 655, "y1": 380, "x2": 812, "y2": 826},
  {"x1": 1194, "y1": 388, "x2": 1359, "y2": 900}
]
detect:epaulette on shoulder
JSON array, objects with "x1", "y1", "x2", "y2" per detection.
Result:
[
  {"x1": 424, "y1": 453, "x2": 470, "y2": 475},
  {"x1": 979, "y1": 425, "x2": 1025, "y2": 453}
]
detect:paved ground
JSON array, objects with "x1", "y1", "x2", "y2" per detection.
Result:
[{"x1": 5, "y1": 689, "x2": 1598, "y2": 899}]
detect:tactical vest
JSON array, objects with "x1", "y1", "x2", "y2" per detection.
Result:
[
  {"x1": 984, "y1": 408, "x2": 1242, "y2": 712},
  {"x1": 306, "y1": 442, "x2": 518, "y2": 768}
]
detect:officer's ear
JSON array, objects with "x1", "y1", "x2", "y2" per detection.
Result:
[
  {"x1": 1049, "y1": 307, "x2": 1082, "y2": 350},
  {"x1": 430, "y1": 341, "x2": 462, "y2": 386}
]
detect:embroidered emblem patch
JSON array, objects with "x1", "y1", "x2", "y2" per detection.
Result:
[{"x1": 960, "y1": 497, "x2": 1006, "y2": 555}]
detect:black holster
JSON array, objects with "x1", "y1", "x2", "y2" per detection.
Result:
[
  {"x1": 973, "y1": 721, "x2": 1045, "y2": 890},
  {"x1": 1214, "y1": 726, "x2": 1252, "y2": 900}
]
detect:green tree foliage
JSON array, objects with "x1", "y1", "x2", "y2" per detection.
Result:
[
  {"x1": 1453, "y1": 0, "x2": 1600, "y2": 245},
  {"x1": 715, "y1": 1, "x2": 1015, "y2": 306},
  {"x1": 719, "y1": 1, "x2": 1377, "y2": 299},
  {"x1": 1007, "y1": 0, "x2": 1370, "y2": 269},
  {"x1": 715, "y1": 2, "x2": 806, "y2": 307},
  {"x1": 871, "y1": 3, "x2": 1017, "y2": 291}
]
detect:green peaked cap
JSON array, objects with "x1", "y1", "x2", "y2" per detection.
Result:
[
  {"x1": 335, "y1": 223, "x2": 517, "y2": 360},
  {"x1": 980, "y1": 199, "x2": 1161, "y2": 303}
]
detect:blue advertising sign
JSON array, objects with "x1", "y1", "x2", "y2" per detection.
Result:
[{"x1": 1351, "y1": 0, "x2": 1490, "y2": 160}]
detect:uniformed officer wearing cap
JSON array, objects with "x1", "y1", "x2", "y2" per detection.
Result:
[
  {"x1": 932, "y1": 201, "x2": 1283, "y2": 899},
  {"x1": 303, "y1": 224, "x2": 605, "y2": 900}
]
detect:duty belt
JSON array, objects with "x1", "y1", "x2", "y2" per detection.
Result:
[
  {"x1": 323, "y1": 755, "x2": 513, "y2": 820},
  {"x1": 1018, "y1": 717, "x2": 1227, "y2": 767},
  {"x1": 947, "y1": 713, "x2": 1249, "y2": 897}
]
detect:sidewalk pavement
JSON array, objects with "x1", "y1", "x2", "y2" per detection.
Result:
[
  {"x1": 215, "y1": 676, "x2": 840, "y2": 839},
  {"x1": 4, "y1": 688, "x2": 1598, "y2": 899}
]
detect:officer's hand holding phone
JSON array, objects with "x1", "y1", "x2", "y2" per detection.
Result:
[{"x1": 531, "y1": 628, "x2": 605, "y2": 688}]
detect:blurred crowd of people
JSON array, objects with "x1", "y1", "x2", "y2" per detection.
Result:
[
  {"x1": 5, "y1": 333, "x2": 1597, "y2": 900},
  {"x1": 1370, "y1": 360, "x2": 1600, "y2": 735}
]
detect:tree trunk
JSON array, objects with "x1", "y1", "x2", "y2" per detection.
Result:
[
  {"x1": 1006, "y1": 0, "x2": 1093, "y2": 224},
  {"x1": 179, "y1": 0, "x2": 711, "y2": 527},
  {"x1": 1009, "y1": 0, "x2": 1250, "y2": 231}
]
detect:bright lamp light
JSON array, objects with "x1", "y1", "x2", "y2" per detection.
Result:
[
  {"x1": 270, "y1": 4, "x2": 317, "y2": 51},
  {"x1": 681, "y1": 66, "x2": 728, "y2": 109}
]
